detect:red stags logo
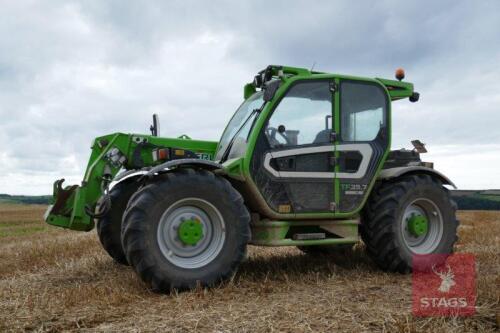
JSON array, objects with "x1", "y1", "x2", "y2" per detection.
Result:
[
  {"x1": 412, "y1": 254, "x2": 476, "y2": 317},
  {"x1": 432, "y1": 264, "x2": 456, "y2": 293}
]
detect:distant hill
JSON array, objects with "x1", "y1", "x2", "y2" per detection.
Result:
[
  {"x1": 1, "y1": 189, "x2": 499, "y2": 210},
  {"x1": 451, "y1": 190, "x2": 500, "y2": 210},
  {"x1": 0, "y1": 194, "x2": 51, "y2": 205}
]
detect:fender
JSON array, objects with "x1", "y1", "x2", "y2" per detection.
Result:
[
  {"x1": 146, "y1": 158, "x2": 223, "y2": 177},
  {"x1": 113, "y1": 168, "x2": 149, "y2": 183},
  {"x1": 378, "y1": 166, "x2": 457, "y2": 189}
]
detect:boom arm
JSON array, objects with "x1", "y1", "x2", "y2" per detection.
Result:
[{"x1": 44, "y1": 132, "x2": 218, "y2": 231}]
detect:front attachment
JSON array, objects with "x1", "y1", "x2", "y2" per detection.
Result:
[{"x1": 44, "y1": 179, "x2": 94, "y2": 231}]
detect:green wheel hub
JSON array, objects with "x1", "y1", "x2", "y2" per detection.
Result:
[
  {"x1": 406, "y1": 214, "x2": 429, "y2": 237},
  {"x1": 178, "y1": 218, "x2": 204, "y2": 245}
]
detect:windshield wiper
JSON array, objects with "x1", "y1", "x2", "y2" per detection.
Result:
[{"x1": 220, "y1": 107, "x2": 262, "y2": 163}]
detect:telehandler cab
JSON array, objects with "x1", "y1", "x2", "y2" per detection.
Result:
[{"x1": 44, "y1": 65, "x2": 458, "y2": 292}]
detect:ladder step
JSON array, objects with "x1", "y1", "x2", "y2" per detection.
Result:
[{"x1": 292, "y1": 233, "x2": 325, "y2": 240}]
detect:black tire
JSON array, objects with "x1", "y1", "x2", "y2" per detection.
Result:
[
  {"x1": 96, "y1": 179, "x2": 141, "y2": 265},
  {"x1": 360, "y1": 174, "x2": 458, "y2": 273},
  {"x1": 297, "y1": 244, "x2": 354, "y2": 256},
  {"x1": 121, "y1": 169, "x2": 251, "y2": 293}
]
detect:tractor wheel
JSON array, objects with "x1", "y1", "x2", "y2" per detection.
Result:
[
  {"x1": 297, "y1": 244, "x2": 354, "y2": 256},
  {"x1": 121, "y1": 169, "x2": 250, "y2": 293},
  {"x1": 360, "y1": 174, "x2": 458, "y2": 273},
  {"x1": 96, "y1": 179, "x2": 141, "y2": 265}
]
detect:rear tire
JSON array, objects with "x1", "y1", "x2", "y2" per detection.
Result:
[
  {"x1": 122, "y1": 169, "x2": 251, "y2": 293},
  {"x1": 96, "y1": 179, "x2": 141, "y2": 265},
  {"x1": 360, "y1": 174, "x2": 458, "y2": 273}
]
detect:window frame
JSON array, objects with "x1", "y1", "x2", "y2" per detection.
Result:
[{"x1": 339, "y1": 79, "x2": 390, "y2": 143}]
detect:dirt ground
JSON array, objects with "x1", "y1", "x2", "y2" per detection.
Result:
[{"x1": 0, "y1": 204, "x2": 498, "y2": 332}]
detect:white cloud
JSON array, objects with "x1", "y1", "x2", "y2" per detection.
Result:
[
  {"x1": 426, "y1": 144, "x2": 500, "y2": 190},
  {"x1": 0, "y1": 1, "x2": 499, "y2": 194}
]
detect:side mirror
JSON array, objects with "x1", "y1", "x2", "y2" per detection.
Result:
[
  {"x1": 150, "y1": 114, "x2": 160, "y2": 136},
  {"x1": 409, "y1": 92, "x2": 420, "y2": 102},
  {"x1": 244, "y1": 83, "x2": 256, "y2": 99},
  {"x1": 263, "y1": 80, "x2": 281, "y2": 102}
]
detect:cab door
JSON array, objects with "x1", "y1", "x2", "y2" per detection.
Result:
[
  {"x1": 335, "y1": 79, "x2": 390, "y2": 213},
  {"x1": 250, "y1": 80, "x2": 336, "y2": 214}
]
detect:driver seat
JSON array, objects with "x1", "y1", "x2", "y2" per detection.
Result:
[{"x1": 313, "y1": 129, "x2": 331, "y2": 144}]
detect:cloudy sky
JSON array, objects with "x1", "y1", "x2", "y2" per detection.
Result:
[{"x1": 1, "y1": 1, "x2": 499, "y2": 194}]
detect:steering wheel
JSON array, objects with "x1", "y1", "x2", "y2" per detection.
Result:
[{"x1": 266, "y1": 126, "x2": 292, "y2": 146}]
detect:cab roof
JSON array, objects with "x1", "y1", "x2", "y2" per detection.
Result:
[{"x1": 253, "y1": 65, "x2": 417, "y2": 102}]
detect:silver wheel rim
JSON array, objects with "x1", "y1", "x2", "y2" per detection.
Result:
[
  {"x1": 401, "y1": 198, "x2": 443, "y2": 254},
  {"x1": 157, "y1": 198, "x2": 226, "y2": 269}
]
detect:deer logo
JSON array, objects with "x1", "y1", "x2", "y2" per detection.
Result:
[{"x1": 432, "y1": 264, "x2": 456, "y2": 293}]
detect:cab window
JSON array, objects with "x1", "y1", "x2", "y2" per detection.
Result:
[
  {"x1": 265, "y1": 81, "x2": 332, "y2": 149},
  {"x1": 340, "y1": 81, "x2": 387, "y2": 142}
]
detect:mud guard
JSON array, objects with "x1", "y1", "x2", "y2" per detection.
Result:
[
  {"x1": 145, "y1": 158, "x2": 223, "y2": 177},
  {"x1": 378, "y1": 167, "x2": 457, "y2": 189}
]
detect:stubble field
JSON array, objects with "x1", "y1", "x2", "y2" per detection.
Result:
[{"x1": 0, "y1": 204, "x2": 498, "y2": 332}]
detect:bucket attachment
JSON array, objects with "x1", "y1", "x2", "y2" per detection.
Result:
[{"x1": 44, "y1": 179, "x2": 94, "y2": 231}]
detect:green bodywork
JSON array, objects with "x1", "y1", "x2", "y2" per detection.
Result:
[
  {"x1": 45, "y1": 65, "x2": 416, "y2": 247},
  {"x1": 250, "y1": 219, "x2": 359, "y2": 246}
]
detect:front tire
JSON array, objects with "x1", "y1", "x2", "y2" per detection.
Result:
[
  {"x1": 121, "y1": 169, "x2": 250, "y2": 292},
  {"x1": 96, "y1": 179, "x2": 141, "y2": 265},
  {"x1": 360, "y1": 174, "x2": 458, "y2": 273}
]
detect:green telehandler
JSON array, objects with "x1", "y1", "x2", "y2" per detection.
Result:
[{"x1": 44, "y1": 65, "x2": 458, "y2": 292}]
